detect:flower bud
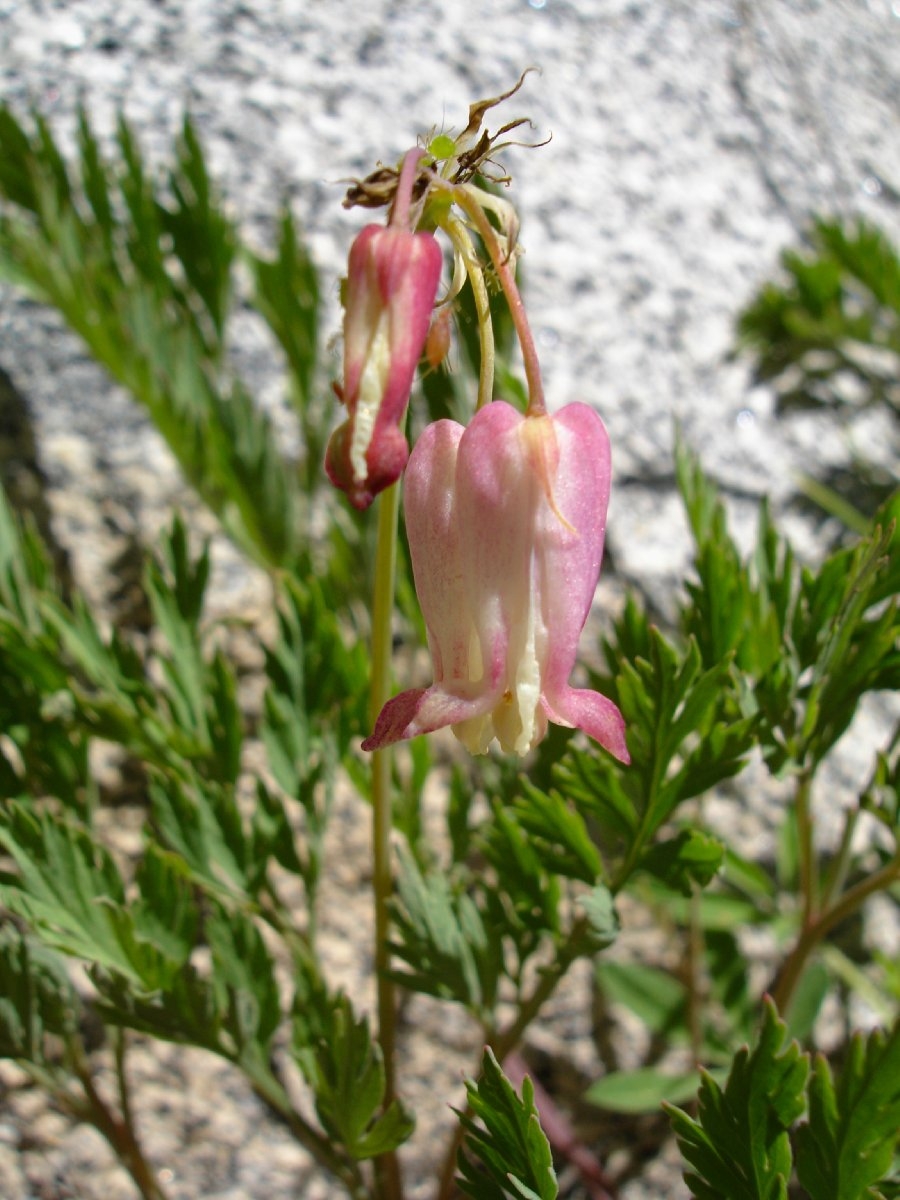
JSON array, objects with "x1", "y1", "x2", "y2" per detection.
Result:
[
  {"x1": 425, "y1": 305, "x2": 453, "y2": 370},
  {"x1": 363, "y1": 400, "x2": 629, "y2": 762},
  {"x1": 325, "y1": 224, "x2": 443, "y2": 509}
]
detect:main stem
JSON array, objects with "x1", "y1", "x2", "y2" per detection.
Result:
[
  {"x1": 795, "y1": 769, "x2": 818, "y2": 926},
  {"x1": 370, "y1": 479, "x2": 403, "y2": 1200},
  {"x1": 771, "y1": 852, "x2": 900, "y2": 1014},
  {"x1": 69, "y1": 1043, "x2": 169, "y2": 1200}
]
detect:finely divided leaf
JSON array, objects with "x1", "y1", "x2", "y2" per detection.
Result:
[
  {"x1": 0, "y1": 925, "x2": 80, "y2": 1064},
  {"x1": 639, "y1": 829, "x2": 725, "y2": 896},
  {"x1": 300, "y1": 994, "x2": 414, "y2": 1160},
  {"x1": 0, "y1": 804, "x2": 195, "y2": 991},
  {"x1": 575, "y1": 618, "x2": 755, "y2": 887},
  {"x1": 0, "y1": 104, "x2": 310, "y2": 570},
  {"x1": 456, "y1": 1047, "x2": 558, "y2": 1200},
  {"x1": 513, "y1": 781, "x2": 604, "y2": 884},
  {"x1": 389, "y1": 848, "x2": 501, "y2": 1016},
  {"x1": 665, "y1": 1000, "x2": 807, "y2": 1200},
  {"x1": 795, "y1": 1020, "x2": 900, "y2": 1200}
]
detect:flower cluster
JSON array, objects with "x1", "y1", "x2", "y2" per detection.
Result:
[{"x1": 327, "y1": 81, "x2": 629, "y2": 764}]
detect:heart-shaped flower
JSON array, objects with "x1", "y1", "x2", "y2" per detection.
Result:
[{"x1": 363, "y1": 400, "x2": 629, "y2": 761}]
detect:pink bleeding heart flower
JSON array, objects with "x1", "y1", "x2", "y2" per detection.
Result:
[
  {"x1": 325, "y1": 223, "x2": 443, "y2": 510},
  {"x1": 362, "y1": 400, "x2": 629, "y2": 761}
]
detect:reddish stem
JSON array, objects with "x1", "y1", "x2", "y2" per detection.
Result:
[{"x1": 436, "y1": 180, "x2": 546, "y2": 415}]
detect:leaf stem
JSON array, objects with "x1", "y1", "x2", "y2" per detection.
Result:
[
  {"x1": 795, "y1": 769, "x2": 819, "y2": 927},
  {"x1": 771, "y1": 851, "x2": 900, "y2": 1015},
  {"x1": 686, "y1": 883, "x2": 706, "y2": 1064},
  {"x1": 68, "y1": 1039, "x2": 170, "y2": 1200},
  {"x1": 370, "y1": 479, "x2": 404, "y2": 1200}
]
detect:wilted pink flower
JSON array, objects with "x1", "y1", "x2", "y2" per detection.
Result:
[
  {"x1": 362, "y1": 401, "x2": 629, "y2": 761},
  {"x1": 325, "y1": 223, "x2": 443, "y2": 509}
]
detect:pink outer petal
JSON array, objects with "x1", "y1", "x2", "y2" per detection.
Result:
[
  {"x1": 375, "y1": 231, "x2": 444, "y2": 427},
  {"x1": 453, "y1": 401, "x2": 537, "y2": 681},
  {"x1": 342, "y1": 225, "x2": 385, "y2": 404},
  {"x1": 542, "y1": 687, "x2": 630, "y2": 764},
  {"x1": 362, "y1": 685, "x2": 499, "y2": 751},
  {"x1": 342, "y1": 226, "x2": 442, "y2": 413},
  {"x1": 403, "y1": 420, "x2": 470, "y2": 682},
  {"x1": 535, "y1": 403, "x2": 612, "y2": 693}
]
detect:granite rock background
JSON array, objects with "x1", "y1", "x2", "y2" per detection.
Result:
[{"x1": 0, "y1": 1, "x2": 898, "y2": 1197}]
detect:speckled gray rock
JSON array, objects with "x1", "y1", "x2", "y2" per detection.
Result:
[
  {"x1": 2, "y1": 0, "x2": 898, "y2": 592},
  {"x1": 0, "y1": 2, "x2": 898, "y2": 1198}
]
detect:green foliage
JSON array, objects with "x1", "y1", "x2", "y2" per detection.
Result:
[
  {"x1": 150, "y1": 775, "x2": 283, "y2": 903},
  {"x1": 667, "y1": 1010, "x2": 900, "y2": 1200},
  {"x1": 666, "y1": 1001, "x2": 809, "y2": 1200},
  {"x1": 677, "y1": 443, "x2": 793, "y2": 678},
  {"x1": 587, "y1": 1066, "x2": 708, "y2": 1114},
  {"x1": 0, "y1": 104, "x2": 322, "y2": 570},
  {"x1": 456, "y1": 1047, "x2": 558, "y2": 1200},
  {"x1": 294, "y1": 993, "x2": 414, "y2": 1160},
  {"x1": 0, "y1": 490, "x2": 91, "y2": 812},
  {"x1": 512, "y1": 780, "x2": 604, "y2": 885},
  {"x1": 736, "y1": 217, "x2": 899, "y2": 521},
  {"x1": 795, "y1": 1021, "x2": 900, "y2": 1200},
  {"x1": 479, "y1": 799, "x2": 562, "y2": 955},
  {"x1": 91, "y1": 901, "x2": 281, "y2": 1077},
  {"x1": 0, "y1": 804, "x2": 194, "y2": 990},
  {"x1": 737, "y1": 218, "x2": 900, "y2": 419},
  {"x1": 677, "y1": 438, "x2": 899, "y2": 774},
  {"x1": 388, "y1": 848, "x2": 502, "y2": 1017},
  {"x1": 143, "y1": 519, "x2": 242, "y2": 784},
  {"x1": 0, "y1": 924, "x2": 80, "y2": 1063},
  {"x1": 0, "y1": 469, "x2": 369, "y2": 1174},
  {"x1": 202, "y1": 906, "x2": 282, "y2": 1065},
  {"x1": 639, "y1": 829, "x2": 725, "y2": 896},
  {"x1": 565, "y1": 606, "x2": 756, "y2": 885},
  {"x1": 263, "y1": 576, "x2": 368, "y2": 780},
  {"x1": 261, "y1": 575, "x2": 367, "y2": 910},
  {"x1": 39, "y1": 518, "x2": 245, "y2": 781}
]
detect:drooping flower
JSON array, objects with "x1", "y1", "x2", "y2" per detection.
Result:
[
  {"x1": 362, "y1": 401, "x2": 629, "y2": 762},
  {"x1": 325, "y1": 223, "x2": 443, "y2": 510}
]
